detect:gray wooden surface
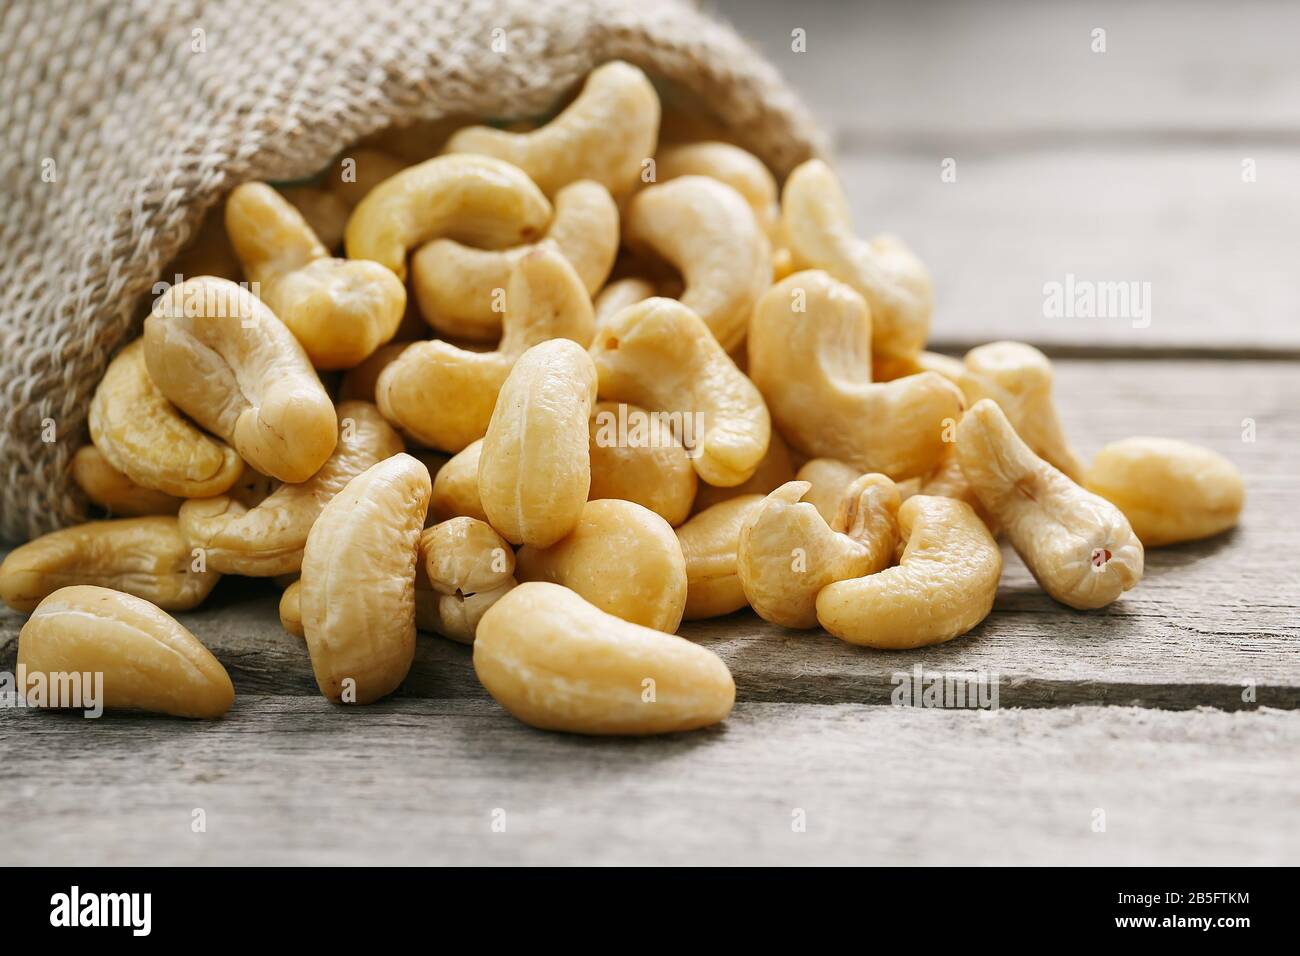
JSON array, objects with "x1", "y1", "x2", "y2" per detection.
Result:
[{"x1": 3, "y1": 1, "x2": 1298, "y2": 865}]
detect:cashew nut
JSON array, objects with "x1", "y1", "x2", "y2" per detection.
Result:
[
  {"x1": 653, "y1": 141, "x2": 779, "y2": 240},
  {"x1": 794, "y1": 458, "x2": 862, "y2": 525},
  {"x1": 473, "y1": 581, "x2": 735, "y2": 736},
  {"x1": 420, "y1": 516, "x2": 515, "y2": 597},
  {"x1": 676, "y1": 494, "x2": 766, "y2": 620},
  {"x1": 957, "y1": 399, "x2": 1142, "y2": 609},
  {"x1": 71, "y1": 445, "x2": 181, "y2": 517},
  {"x1": 446, "y1": 61, "x2": 660, "y2": 198},
  {"x1": 691, "y1": 429, "x2": 796, "y2": 515},
  {"x1": 430, "y1": 439, "x2": 488, "y2": 523},
  {"x1": 593, "y1": 276, "x2": 657, "y2": 330},
  {"x1": 918, "y1": 444, "x2": 999, "y2": 535},
  {"x1": 279, "y1": 580, "x2": 305, "y2": 638},
  {"x1": 588, "y1": 401, "x2": 698, "y2": 527},
  {"x1": 425, "y1": 578, "x2": 518, "y2": 645}
]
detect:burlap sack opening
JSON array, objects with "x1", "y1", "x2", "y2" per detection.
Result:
[{"x1": 0, "y1": 0, "x2": 823, "y2": 543}]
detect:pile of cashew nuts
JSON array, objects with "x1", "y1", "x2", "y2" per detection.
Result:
[{"x1": 2, "y1": 62, "x2": 1246, "y2": 734}]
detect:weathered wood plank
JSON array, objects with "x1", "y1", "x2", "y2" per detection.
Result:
[{"x1": 0, "y1": 697, "x2": 1294, "y2": 865}]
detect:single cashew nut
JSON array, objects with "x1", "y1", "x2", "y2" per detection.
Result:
[
  {"x1": 411, "y1": 179, "x2": 618, "y2": 341},
  {"x1": 590, "y1": 297, "x2": 771, "y2": 488},
  {"x1": 516, "y1": 499, "x2": 688, "y2": 632},
  {"x1": 474, "y1": 581, "x2": 735, "y2": 735},
  {"x1": 624, "y1": 176, "x2": 771, "y2": 351},
  {"x1": 344, "y1": 153, "x2": 552, "y2": 280},
  {"x1": 427, "y1": 578, "x2": 518, "y2": 645},
  {"x1": 177, "y1": 402, "x2": 404, "y2": 576},
  {"x1": 593, "y1": 277, "x2": 657, "y2": 331},
  {"x1": 446, "y1": 61, "x2": 660, "y2": 198},
  {"x1": 782, "y1": 159, "x2": 932, "y2": 360},
  {"x1": 420, "y1": 516, "x2": 515, "y2": 597},
  {"x1": 89, "y1": 340, "x2": 244, "y2": 498},
  {"x1": 958, "y1": 399, "x2": 1142, "y2": 609},
  {"x1": 794, "y1": 458, "x2": 862, "y2": 525},
  {"x1": 226, "y1": 182, "x2": 406, "y2": 370},
  {"x1": 919, "y1": 444, "x2": 1000, "y2": 535},
  {"x1": 299, "y1": 453, "x2": 431, "y2": 703},
  {"x1": 71, "y1": 445, "x2": 181, "y2": 517},
  {"x1": 1084, "y1": 437, "x2": 1245, "y2": 547},
  {"x1": 676, "y1": 494, "x2": 766, "y2": 620},
  {"x1": 653, "y1": 141, "x2": 780, "y2": 239},
  {"x1": 19, "y1": 585, "x2": 234, "y2": 719},
  {"x1": 588, "y1": 400, "x2": 698, "y2": 526},
  {"x1": 738, "y1": 475, "x2": 899, "y2": 629},
  {"x1": 0, "y1": 517, "x2": 220, "y2": 614},
  {"x1": 748, "y1": 271, "x2": 964, "y2": 479},
  {"x1": 478, "y1": 339, "x2": 597, "y2": 547},
  {"x1": 143, "y1": 277, "x2": 337, "y2": 483},
  {"x1": 378, "y1": 247, "x2": 595, "y2": 451},
  {"x1": 430, "y1": 439, "x2": 488, "y2": 523},
  {"x1": 279, "y1": 580, "x2": 305, "y2": 638},
  {"x1": 692, "y1": 429, "x2": 795, "y2": 515}
]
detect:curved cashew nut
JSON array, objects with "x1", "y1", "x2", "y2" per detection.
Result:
[
  {"x1": 411, "y1": 179, "x2": 619, "y2": 341},
  {"x1": 654, "y1": 141, "x2": 779, "y2": 239},
  {"x1": 143, "y1": 277, "x2": 337, "y2": 483},
  {"x1": 279, "y1": 580, "x2": 305, "y2": 638},
  {"x1": 624, "y1": 176, "x2": 771, "y2": 351},
  {"x1": 589, "y1": 297, "x2": 771, "y2": 488},
  {"x1": 71, "y1": 445, "x2": 181, "y2": 517},
  {"x1": 918, "y1": 444, "x2": 999, "y2": 535},
  {"x1": 177, "y1": 402, "x2": 405, "y2": 576},
  {"x1": 794, "y1": 458, "x2": 862, "y2": 525},
  {"x1": 430, "y1": 439, "x2": 488, "y2": 523},
  {"x1": 344, "y1": 153, "x2": 552, "y2": 280},
  {"x1": 748, "y1": 271, "x2": 964, "y2": 480},
  {"x1": 957, "y1": 399, "x2": 1142, "y2": 609},
  {"x1": 478, "y1": 339, "x2": 597, "y2": 548},
  {"x1": 420, "y1": 516, "x2": 515, "y2": 597},
  {"x1": 446, "y1": 61, "x2": 660, "y2": 198},
  {"x1": 782, "y1": 159, "x2": 932, "y2": 360},
  {"x1": 225, "y1": 182, "x2": 406, "y2": 370},
  {"x1": 691, "y1": 429, "x2": 795, "y2": 515},
  {"x1": 377, "y1": 247, "x2": 594, "y2": 451},
  {"x1": 88, "y1": 340, "x2": 244, "y2": 498},
  {"x1": 588, "y1": 401, "x2": 698, "y2": 527},
  {"x1": 738, "y1": 475, "x2": 900, "y2": 629},
  {"x1": 816, "y1": 495, "x2": 1002, "y2": 648},
  {"x1": 676, "y1": 494, "x2": 766, "y2": 620}
]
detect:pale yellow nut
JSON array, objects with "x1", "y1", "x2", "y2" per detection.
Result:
[
  {"x1": 474, "y1": 581, "x2": 734, "y2": 735},
  {"x1": 18, "y1": 585, "x2": 234, "y2": 719},
  {"x1": 226, "y1": 182, "x2": 406, "y2": 370},
  {"x1": 624, "y1": 176, "x2": 771, "y2": 351},
  {"x1": 654, "y1": 140, "x2": 779, "y2": 240},
  {"x1": 411, "y1": 179, "x2": 618, "y2": 341},
  {"x1": 816, "y1": 495, "x2": 1002, "y2": 648},
  {"x1": 590, "y1": 297, "x2": 771, "y2": 488},
  {"x1": 782, "y1": 159, "x2": 931, "y2": 360},
  {"x1": 478, "y1": 339, "x2": 597, "y2": 547},
  {"x1": 588, "y1": 400, "x2": 698, "y2": 526},
  {"x1": 430, "y1": 439, "x2": 488, "y2": 523},
  {"x1": 593, "y1": 277, "x2": 657, "y2": 331},
  {"x1": 959, "y1": 340, "x2": 1085, "y2": 481},
  {"x1": 336, "y1": 341, "x2": 409, "y2": 403},
  {"x1": 771, "y1": 246, "x2": 795, "y2": 282},
  {"x1": 1084, "y1": 437, "x2": 1245, "y2": 547},
  {"x1": 300, "y1": 453, "x2": 431, "y2": 704},
  {"x1": 177, "y1": 402, "x2": 405, "y2": 576},
  {"x1": 326, "y1": 149, "x2": 409, "y2": 208},
  {"x1": 143, "y1": 277, "x2": 338, "y2": 483},
  {"x1": 919, "y1": 443, "x2": 1000, "y2": 536},
  {"x1": 377, "y1": 246, "x2": 594, "y2": 451},
  {"x1": 420, "y1": 516, "x2": 515, "y2": 596},
  {"x1": 88, "y1": 340, "x2": 244, "y2": 498},
  {"x1": 428, "y1": 578, "x2": 517, "y2": 644},
  {"x1": 748, "y1": 271, "x2": 963, "y2": 480},
  {"x1": 794, "y1": 458, "x2": 862, "y2": 525},
  {"x1": 692, "y1": 429, "x2": 795, "y2": 515},
  {"x1": 0, "y1": 516, "x2": 220, "y2": 614},
  {"x1": 874, "y1": 349, "x2": 965, "y2": 386},
  {"x1": 958, "y1": 399, "x2": 1142, "y2": 610},
  {"x1": 344, "y1": 153, "x2": 552, "y2": 280},
  {"x1": 516, "y1": 499, "x2": 688, "y2": 633},
  {"x1": 676, "y1": 494, "x2": 765, "y2": 620},
  {"x1": 71, "y1": 445, "x2": 181, "y2": 517},
  {"x1": 446, "y1": 61, "x2": 660, "y2": 198},
  {"x1": 280, "y1": 186, "x2": 351, "y2": 250},
  {"x1": 738, "y1": 476, "x2": 899, "y2": 629},
  {"x1": 279, "y1": 580, "x2": 304, "y2": 638}
]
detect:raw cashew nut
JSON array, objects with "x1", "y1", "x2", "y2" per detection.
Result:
[
  {"x1": 430, "y1": 439, "x2": 488, "y2": 523},
  {"x1": 816, "y1": 495, "x2": 1002, "y2": 648},
  {"x1": 474, "y1": 582, "x2": 735, "y2": 736},
  {"x1": 143, "y1": 277, "x2": 337, "y2": 483},
  {"x1": 653, "y1": 141, "x2": 780, "y2": 239},
  {"x1": 624, "y1": 176, "x2": 771, "y2": 351},
  {"x1": 226, "y1": 182, "x2": 406, "y2": 370},
  {"x1": 344, "y1": 153, "x2": 552, "y2": 280},
  {"x1": 590, "y1": 297, "x2": 771, "y2": 488},
  {"x1": 478, "y1": 339, "x2": 597, "y2": 547},
  {"x1": 0, "y1": 517, "x2": 220, "y2": 614},
  {"x1": 411, "y1": 180, "x2": 619, "y2": 341},
  {"x1": 299, "y1": 453, "x2": 431, "y2": 703},
  {"x1": 89, "y1": 340, "x2": 244, "y2": 498},
  {"x1": 446, "y1": 61, "x2": 660, "y2": 198},
  {"x1": 588, "y1": 401, "x2": 698, "y2": 527},
  {"x1": 782, "y1": 159, "x2": 932, "y2": 360},
  {"x1": 959, "y1": 341, "x2": 1085, "y2": 481},
  {"x1": 377, "y1": 247, "x2": 595, "y2": 451},
  {"x1": 19, "y1": 585, "x2": 234, "y2": 719},
  {"x1": 676, "y1": 494, "x2": 765, "y2": 620},
  {"x1": 71, "y1": 445, "x2": 181, "y2": 517},
  {"x1": 420, "y1": 517, "x2": 515, "y2": 596},
  {"x1": 748, "y1": 271, "x2": 963, "y2": 479},
  {"x1": 692, "y1": 429, "x2": 795, "y2": 515},
  {"x1": 593, "y1": 277, "x2": 657, "y2": 331},
  {"x1": 794, "y1": 458, "x2": 862, "y2": 525},
  {"x1": 426, "y1": 578, "x2": 517, "y2": 645},
  {"x1": 957, "y1": 399, "x2": 1142, "y2": 609},
  {"x1": 919, "y1": 444, "x2": 999, "y2": 535},
  {"x1": 177, "y1": 402, "x2": 404, "y2": 576},
  {"x1": 279, "y1": 580, "x2": 305, "y2": 638},
  {"x1": 1084, "y1": 438, "x2": 1245, "y2": 547},
  {"x1": 738, "y1": 475, "x2": 899, "y2": 629},
  {"x1": 516, "y1": 499, "x2": 688, "y2": 632}
]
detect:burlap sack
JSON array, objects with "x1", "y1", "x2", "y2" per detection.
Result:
[{"x1": 0, "y1": 0, "x2": 822, "y2": 543}]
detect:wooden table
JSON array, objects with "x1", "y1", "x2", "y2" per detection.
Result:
[{"x1": 2, "y1": 0, "x2": 1297, "y2": 865}]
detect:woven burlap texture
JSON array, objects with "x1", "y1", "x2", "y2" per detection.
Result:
[{"x1": 0, "y1": 0, "x2": 822, "y2": 542}]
